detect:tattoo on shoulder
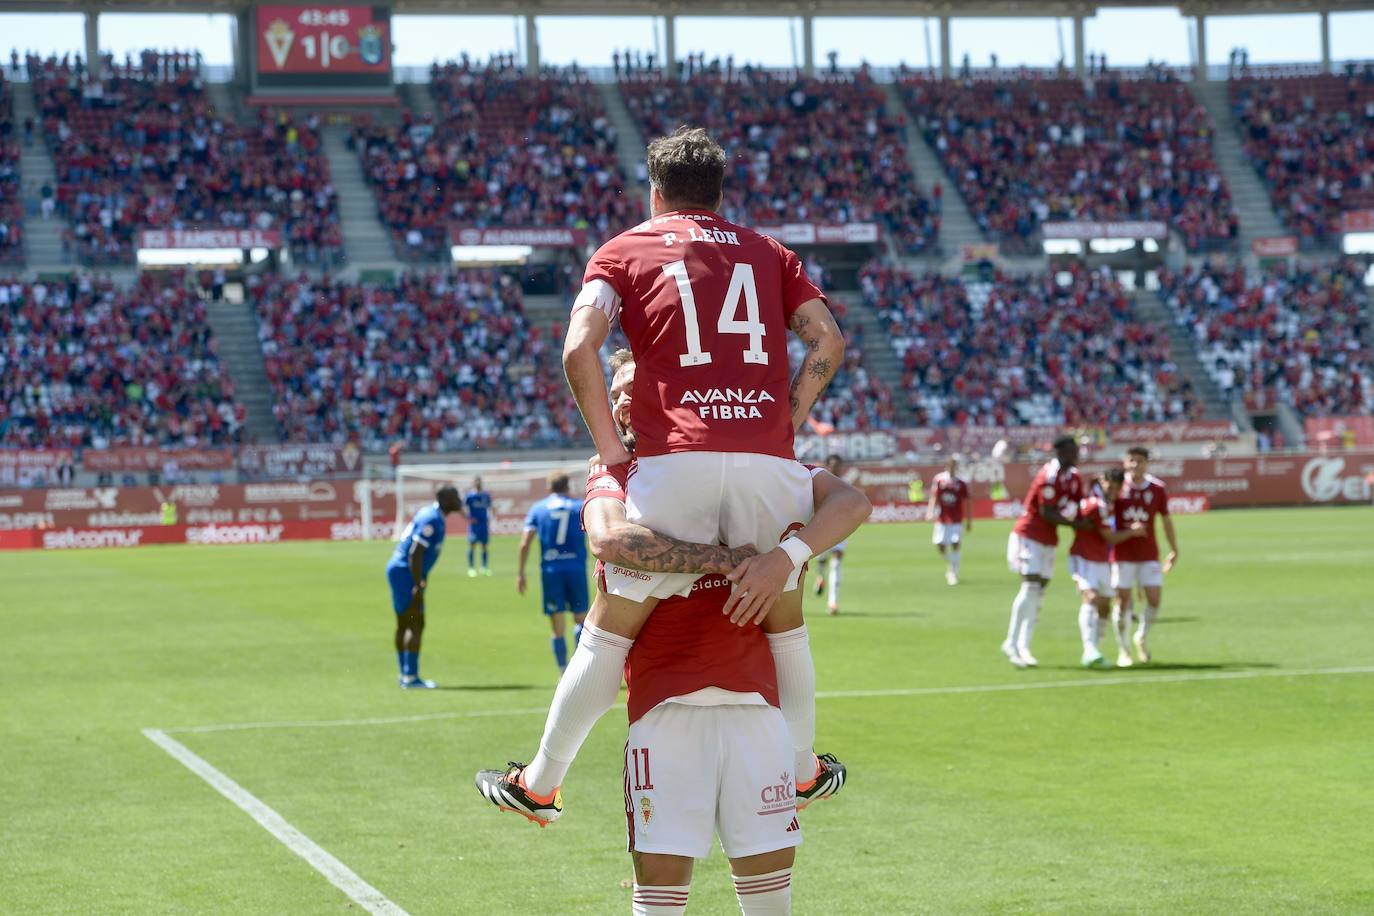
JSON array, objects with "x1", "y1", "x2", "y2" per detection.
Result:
[{"x1": 788, "y1": 314, "x2": 811, "y2": 333}]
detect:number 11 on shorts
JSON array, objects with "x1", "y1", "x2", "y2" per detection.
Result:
[{"x1": 630, "y1": 747, "x2": 655, "y2": 791}]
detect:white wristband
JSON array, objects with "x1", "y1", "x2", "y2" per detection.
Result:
[{"x1": 778, "y1": 536, "x2": 812, "y2": 569}]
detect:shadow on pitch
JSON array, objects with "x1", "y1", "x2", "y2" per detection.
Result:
[
  {"x1": 433, "y1": 684, "x2": 543, "y2": 692},
  {"x1": 825, "y1": 610, "x2": 925, "y2": 619},
  {"x1": 1040, "y1": 661, "x2": 1279, "y2": 672},
  {"x1": 1155, "y1": 616, "x2": 1201, "y2": 625}
]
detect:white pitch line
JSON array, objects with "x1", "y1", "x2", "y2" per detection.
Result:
[
  {"x1": 151, "y1": 665, "x2": 1374, "y2": 735},
  {"x1": 142, "y1": 728, "x2": 409, "y2": 916}
]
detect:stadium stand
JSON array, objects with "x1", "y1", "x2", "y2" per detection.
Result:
[
  {"x1": 618, "y1": 68, "x2": 939, "y2": 253},
  {"x1": 1229, "y1": 67, "x2": 1374, "y2": 247},
  {"x1": 899, "y1": 74, "x2": 1239, "y2": 252},
  {"x1": 1158, "y1": 259, "x2": 1372, "y2": 416},
  {"x1": 0, "y1": 71, "x2": 21, "y2": 264},
  {"x1": 249, "y1": 270, "x2": 582, "y2": 449},
  {"x1": 29, "y1": 53, "x2": 342, "y2": 266},
  {"x1": 861, "y1": 261, "x2": 1203, "y2": 426},
  {"x1": 0, "y1": 272, "x2": 243, "y2": 447},
  {"x1": 353, "y1": 59, "x2": 636, "y2": 260}
]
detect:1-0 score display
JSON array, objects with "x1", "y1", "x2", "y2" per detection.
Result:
[{"x1": 256, "y1": 5, "x2": 390, "y2": 74}]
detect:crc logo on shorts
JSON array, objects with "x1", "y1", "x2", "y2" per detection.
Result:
[
  {"x1": 639, "y1": 796, "x2": 654, "y2": 825},
  {"x1": 757, "y1": 773, "x2": 795, "y2": 816}
]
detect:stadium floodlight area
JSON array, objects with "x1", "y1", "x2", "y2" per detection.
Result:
[{"x1": 377, "y1": 459, "x2": 590, "y2": 540}]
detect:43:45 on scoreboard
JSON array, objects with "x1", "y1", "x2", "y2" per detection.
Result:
[{"x1": 255, "y1": 5, "x2": 391, "y2": 74}]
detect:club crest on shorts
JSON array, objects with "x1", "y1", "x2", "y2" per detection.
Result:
[{"x1": 639, "y1": 795, "x2": 654, "y2": 825}]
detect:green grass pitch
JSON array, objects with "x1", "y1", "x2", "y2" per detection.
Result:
[{"x1": 4, "y1": 507, "x2": 1373, "y2": 914}]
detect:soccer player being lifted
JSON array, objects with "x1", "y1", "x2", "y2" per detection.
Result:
[
  {"x1": 478, "y1": 127, "x2": 848, "y2": 820},
  {"x1": 385, "y1": 485, "x2": 464, "y2": 688},
  {"x1": 1110, "y1": 447, "x2": 1179, "y2": 665}
]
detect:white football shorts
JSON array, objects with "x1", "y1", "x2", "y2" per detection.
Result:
[
  {"x1": 624, "y1": 701, "x2": 802, "y2": 860},
  {"x1": 1069, "y1": 556, "x2": 1112, "y2": 594},
  {"x1": 1007, "y1": 532, "x2": 1056, "y2": 580},
  {"x1": 932, "y1": 522, "x2": 962, "y2": 546},
  {"x1": 1112, "y1": 560, "x2": 1163, "y2": 590},
  {"x1": 609, "y1": 452, "x2": 815, "y2": 601}
]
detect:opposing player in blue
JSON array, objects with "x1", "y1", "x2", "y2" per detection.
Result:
[
  {"x1": 517, "y1": 471, "x2": 589, "y2": 672},
  {"x1": 465, "y1": 476, "x2": 494, "y2": 577},
  {"x1": 386, "y1": 485, "x2": 464, "y2": 688}
]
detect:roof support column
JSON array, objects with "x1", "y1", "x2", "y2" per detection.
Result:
[
  {"x1": 1073, "y1": 15, "x2": 1086, "y2": 78},
  {"x1": 524, "y1": 13, "x2": 539, "y2": 75},
  {"x1": 939, "y1": 15, "x2": 951, "y2": 79},
  {"x1": 664, "y1": 14, "x2": 676, "y2": 78},
  {"x1": 85, "y1": 11, "x2": 100, "y2": 79},
  {"x1": 801, "y1": 15, "x2": 814, "y2": 78},
  {"x1": 1194, "y1": 14, "x2": 1208, "y2": 83},
  {"x1": 1320, "y1": 9, "x2": 1331, "y2": 73}
]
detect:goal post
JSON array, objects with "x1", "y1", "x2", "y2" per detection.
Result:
[{"x1": 383, "y1": 459, "x2": 590, "y2": 541}]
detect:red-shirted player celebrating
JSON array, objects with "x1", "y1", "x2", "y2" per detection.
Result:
[
  {"x1": 1110, "y1": 446, "x2": 1179, "y2": 666},
  {"x1": 1004, "y1": 435, "x2": 1090, "y2": 667},
  {"x1": 1070, "y1": 468, "x2": 1147, "y2": 668},
  {"x1": 530, "y1": 127, "x2": 847, "y2": 811},
  {"x1": 927, "y1": 456, "x2": 971, "y2": 585},
  {"x1": 579, "y1": 444, "x2": 868, "y2": 915}
]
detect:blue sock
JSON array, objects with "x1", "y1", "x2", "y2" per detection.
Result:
[
  {"x1": 481, "y1": 548, "x2": 489, "y2": 570},
  {"x1": 400, "y1": 651, "x2": 418, "y2": 678},
  {"x1": 397, "y1": 650, "x2": 406, "y2": 677},
  {"x1": 467, "y1": 546, "x2": 475, "y2": 568},
  {"x1": 552, "y1": 636, "x2": 568, "y2": 669},
  {"x1": 573, "y1": 623, "x2": 584, "y2": 646}
]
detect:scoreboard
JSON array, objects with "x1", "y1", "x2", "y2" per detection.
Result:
[{"x1": 253, "y1": 5, "x2": 392, "y2": 89}]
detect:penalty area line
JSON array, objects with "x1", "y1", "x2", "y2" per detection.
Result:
[{"x1": 141, "y1": 728, "x2": 409, "y2": 916}]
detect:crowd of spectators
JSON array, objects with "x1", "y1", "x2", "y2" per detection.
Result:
[
  {"x1": 28, "y1": 53, "x2": 342, "y2": 265},
  {"x1": 0, "y1": 73, "x2": 21, "y2": 264},
  {"x1": 0, "y1": 272, "x2": 243, "y2": 448},
  {"x1": 353, "y1": 58, "x2": 635, "y2": 260},
  {"x1": 250, "y1": 270, "x2": 581, "y2": 450},
  {"x1": 861, "y1": 262, "x2": 1201, "y2": 426},
  {"x1": 619, "y1": 69, "x2": 939, "y2": 253},
  {"x1": 1230, "y1": 70, "x2": 1374, "y2": 246},
  {"x1": 900, "y1": 75, "x2": 1238, "y2": 252},
  {"x1": 1158, "y1": 259, "x2": 1371, "y2": 417}
]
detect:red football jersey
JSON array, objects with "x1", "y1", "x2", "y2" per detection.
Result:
[
  {"x1": 1012, "y1": 459, "x2": 1084, "y2": 547},
  {"x1": 1069, "y1": 495, "x2": 1113, "y2": 563},
  {"x1": 1111, "y1": 474, "x2": 1169, "y2": 562},
  {"x1": 577, "y1": 210, "x2": 825, "y2": 460},
  {"x1": 931, "y1": 472, "x2": 969, "y2": 523},
  {"x1": 581, "y1": 462, "x2": 778, "y2": 725}
]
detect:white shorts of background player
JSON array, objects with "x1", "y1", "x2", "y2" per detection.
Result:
[
  {"x1": 625, "y1": 699, "x2": 802, "y2": 860},
  {"x1": 1112, "y1": 560, "x2": 1163, "y2": 590},
  {"x1": 1007, "y1": 532, "x2": 1056, "y2": 580},
  {"x1": 932, "y1": 522, "x2": 963, "y2": 547},
  {"x1": 1069, "y1": 556, "x2": 1112, "y2": 594},
  {"x1": 606, "y1": 452, "x2": 815, "y2": 602}
]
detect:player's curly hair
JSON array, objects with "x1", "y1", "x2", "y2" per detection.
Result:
[
  {"x1": 646, "y1": 127, "x2": 726, "y2": 210},
  {"x1": 608, "y1": 348, "x2": 635, "y2": 373}
]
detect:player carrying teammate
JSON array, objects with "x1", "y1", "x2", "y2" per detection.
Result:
[
  {"x1": 517, "y1": 472, "x2": 589, "y2": 672},
  {"x1": 384, "y1": 486, "x2": 464, "y2": 688},
  {"x1": 928, "y1": 456, "x2": 971, "y2": 585},
  {"x1": 1111, "y1": 447, "x2": 1179, "y2": 666},
  {"x1": 1004, "y1": 435, "x2": 1090, "y2": 668},
  {"x1": 464, "y1": 477, "x2": 493, "y2": 577},
  {"x1": 1069, "y1": 468, "x2": 1147, "y2": 668},
  {"x1": 504, "y1": 127, "x2": 846, "y2": 811},
  {"x1": 810, "y1": 454, "x2": 847, "y2": 614}
]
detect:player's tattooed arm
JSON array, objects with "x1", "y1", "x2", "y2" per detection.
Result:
[
  {"x1": 584, "y1": 498, "x2": 753, "y2": 574},
  {"x1": 786, "y1": 299, "x2": 844, "y2": 431}
]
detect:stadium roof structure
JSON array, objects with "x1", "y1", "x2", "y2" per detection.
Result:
[{"x1": 1, "y1": 0, "x2": 1372, "y2": 15}]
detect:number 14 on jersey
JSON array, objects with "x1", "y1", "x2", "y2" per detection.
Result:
[{"x1": 662, "y1": 260, "x2": 768, "y2": 368}]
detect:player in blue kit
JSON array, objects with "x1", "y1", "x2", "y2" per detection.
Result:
[
  {"x1": 517, "y1": 472, "x2": 589, "y2": 671},
  {"x1": 386, "y1": 485, "x2": 464, "y2": 688},
  {"x1": 465, "y1": 477, "x2": 494, "y2": 577}
]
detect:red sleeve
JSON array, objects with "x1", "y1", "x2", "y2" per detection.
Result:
[
  {"x1": 775, "y1": 240, "x2": 826, "y2": 318},
  {"x1": 581, "y1": 463, "x2": 629, "y2": 529},
  {"x1": 1156, "y1": 482, "x2": 1170, "y2": 515},
  {"x1": 581, "y1": 240, "x2": 627, "y2": 299}
]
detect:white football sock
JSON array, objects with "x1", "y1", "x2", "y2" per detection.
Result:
[
  {"x1": 767, "y1": 626, "x2": 817, "y2": 782},
  {"x1": 1136, "y1": 604, "x2": 1159, "y2": 640},
  {"x1": 632, "y1": 884, "x2": 689, "y2": 915},
  {"x1": 826, "y1": 556, "x2": 841, "y2": 608},
  {"x1": 1016, "y1": 583, "x2": 1043, "y2": 653},
  {"x1": 1113, "y1": 605, "x2": 1134, "y2": 652},
  {"x1": 949, "y1": 548, "x2": 961, "y2": 575},
  {"x1": 524, "y1": 622, "x2": 632, "y2": 796},
  {"x1": 734, "y1": 869, "x2": 792, "y2": 915},
  {"x1": 1007, "y1": 581, "x2": 1040, "y2": 646},
  {"x1": 1078, "y1": 602, "x2": 1097, "y2": 652}
]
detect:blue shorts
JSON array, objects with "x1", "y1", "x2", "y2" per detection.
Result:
[
  {"x1": 541, "y1": 565, "x2": 588, "y2": 616},
  {"x1": 467, "y1": 522, "x2": 489, "y2": 545},
  {"x1": 387, "y1": 564, "x2": 419, "y2": 614}
]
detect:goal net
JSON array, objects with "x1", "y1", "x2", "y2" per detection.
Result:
[{"x1": 368, "y1": 459, "x2": 591, "y2": 541}]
